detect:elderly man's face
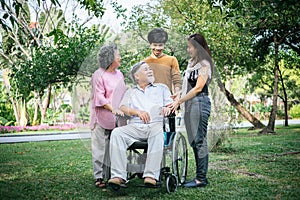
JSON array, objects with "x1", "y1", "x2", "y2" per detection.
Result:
[
  {"x1": 135, "y1": 63, "x2": 154, "y2": 84},
  {"x1": 150, "y1": 43, "x2": 165, "y2": 57}
]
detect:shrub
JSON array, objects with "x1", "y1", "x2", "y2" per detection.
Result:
[
  {"x1": 289, "y1": 104, "x2": 300, "y2": 119},
  {"x1": 78, "y1": 104, "x2": 90, "y2": 124},
  {"x1": 0, "y1": 95, "x2": 15, "y2": 125},
  {"x1": 0, "y1": 124, "x2": 76, "y2": 134},
  {"x1": 276, "y1": 109, "x2": 285, "y2": 119},
  {"x1": 0, "y1": 126, "x2": 22, "y2": 134}
]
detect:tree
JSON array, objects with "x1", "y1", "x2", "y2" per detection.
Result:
[
  {"x1": 0, "y1": 0, "x2": 105, "y2": 31},
  {"x1": 0, "y1": 0, "x2": 107, "y2": 125},
  {"x1": 123, "y1": 0, "x2": 265, "y2": 129},
  {"x1": 223, "y1": 0, "x2": 300, "y2": 133},
  {"x1": 248, "y1": 50, "x2": 300, "y2": 125},
  {"x1": 0, "y1": 1, "x2": 33, "y2": 126},
  {"x1": 10, "y1": 24, "x2": 106, "y2": 122}
]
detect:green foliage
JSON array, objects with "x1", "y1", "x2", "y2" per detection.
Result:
[
  {"x1": 42, "y1": 103, "x2": 73, "y2": 125},
  {"x1": 42, "y1": 108, "x2": 60, "y2": 125},
  {"x1": 10, "y1": 25, "x2": 104, "y2": 98},
  {"x1": 290, "y1": 104, "x2": 300, "y2": 119},
  {"x1": 0, "y1": 0, "x2": 104, "y2": 31},
  {"x1": 225, "y1": 0, "x2": 300, "y2": 59},
  {"x1": 0, "y1": 116, "x2": 12, "y2": 126},
  {"x1": 252, "y1": 103, "x2": 269, "y2": 113},
  {"x1": 76, "y1": 0, "x2": 105, "y2": 18},
  {"x1": 0, "y1": 86, "x2": 15, "y2": 125},
  {"x1": 60, "y1": 104, "x2": 72, "y2": 113},
  {"x1": 247, "y1": 51, "x2": 300, "y2": 105},
  {"x1": 78, "y1": 104, "x2": 90, "y2": 124},
  {"x1": 26, "y1": 105, "x2": 40, "y2": 126},
  {"x1": 276, "y1": 109, "x2": 285, "y2": 119},
  {"x1": 0, "y1": 0, "x2": 109, "y2": 126}
]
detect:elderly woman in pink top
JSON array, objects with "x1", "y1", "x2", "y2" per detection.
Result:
[{"x1": 90, "y1": 43, "x2": 127, "y2": 188}]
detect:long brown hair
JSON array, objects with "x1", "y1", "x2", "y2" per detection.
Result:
[{"x1": 188, "y1": 33, "x2": 213, "y2": 77}]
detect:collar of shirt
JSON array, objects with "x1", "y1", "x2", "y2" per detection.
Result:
[{"x1": 133, "y1": 83, "x2": 156, "y2": 91}]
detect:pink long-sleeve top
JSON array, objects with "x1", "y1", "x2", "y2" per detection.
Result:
[{"x1": 90, "y1": 68, "x2": 126, "y2": 130}]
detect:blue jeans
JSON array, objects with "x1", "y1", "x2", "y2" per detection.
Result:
[{"x1": 184, "y1": 95, "x2": 211, "y2": 181}]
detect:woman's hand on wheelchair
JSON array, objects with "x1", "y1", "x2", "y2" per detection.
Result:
[
  {"x1": 160, "y1": 107, "x2": 172, "y2": 116},
  {"x1": 168, "y1": 100, "x2": 180, "y2": 113}
]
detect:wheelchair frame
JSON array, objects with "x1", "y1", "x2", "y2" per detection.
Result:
[{"x1": 125, "y1": 115, "x2": 188, "y2": 193}]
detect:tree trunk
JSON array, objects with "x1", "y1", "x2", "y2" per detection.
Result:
[
  {"x1": 44, "y1": 85, "x2": 52, "y2": 111},
  {"x1": 2, "y1": 69, "x2": 20, "y2": 125},
  {"x1": 19, "y1": 99, "x2": 28, "y2": 126},
  {"x1": 216, "y1": 77, "x2": 265, "y2": 129},
  {"x1": 36, "y1": 93, "x2": 46, "y2": 124},
  {"x1": 11, "y1": 98, "x2": 20, "y2": 125},
  {"x1": 278, "y1": 61, "x2": 289, "y2": 126},
  {"x1": 35, "y1": 85, "x2": 52, "y2": 124},
  {"x1": 283, "y1": 99, "x2": 288, "y2": 126},
  {"x1": 259, "y1": 33, "x2": 279, "y2": 134},
  {"x1": 33, "y1": 101, "x2": 39, "y2": 125}
]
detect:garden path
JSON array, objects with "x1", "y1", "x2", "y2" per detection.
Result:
[{"x1": 0, "y1": 119, "x2": 299, "y2": 144}]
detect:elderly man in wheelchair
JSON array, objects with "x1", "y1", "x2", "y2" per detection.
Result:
[{"x1": 107, "y1": 61, "x2": 173, "y2": 188}]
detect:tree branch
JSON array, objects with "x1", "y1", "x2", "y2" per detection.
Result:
[
  {"x1": 8, "y1": 33, "x2": 30, "y2": 58},
  {"x1": 0, "y1": 51, "x2": 14, "y2": 65}
]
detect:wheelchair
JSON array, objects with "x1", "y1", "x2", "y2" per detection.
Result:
[{"x1": 124, "y1": 114, "x2": 188, "y2": 193}]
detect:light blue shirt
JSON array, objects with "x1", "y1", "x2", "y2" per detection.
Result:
[{"x1": 120, "y1": 83, "x2": 173, "y2": 124}]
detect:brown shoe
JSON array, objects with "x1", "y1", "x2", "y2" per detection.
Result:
[
  {"x1": 95, "y1": 178, "x2": 106, "y2": 188},
  {"x1": 108, "y1": 177, "x2": 125, "y2": 186},
  {"x1": 144, "y1": 177, "x2": 157, "y2": 186}
]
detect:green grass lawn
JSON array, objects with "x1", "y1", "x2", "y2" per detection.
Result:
[{"x1": 0, "y1": 125, "x2": 299, "y2": 199}]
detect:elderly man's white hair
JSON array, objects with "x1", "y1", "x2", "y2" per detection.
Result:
[{"x1": 129, "y1": 61, "x2": 146, "y2": 82}]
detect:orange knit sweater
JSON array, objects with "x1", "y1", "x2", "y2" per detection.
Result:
[{"x1": 144, "y1": 54, "x2": 182, "y2": 93}]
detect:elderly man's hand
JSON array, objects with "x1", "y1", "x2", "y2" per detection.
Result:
[{"x1": 137, "y1": 110, "x2": 151, "y2": 123}]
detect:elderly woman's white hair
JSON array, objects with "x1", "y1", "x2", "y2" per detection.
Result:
[{"x1": 98, "y1": 43, "x2": 117, "y2": 69}]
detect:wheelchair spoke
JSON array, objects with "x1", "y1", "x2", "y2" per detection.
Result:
[{"x1": 172, "y1": 132, "x2": 188, "y2": 185}]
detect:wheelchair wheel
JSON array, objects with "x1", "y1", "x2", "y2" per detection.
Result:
[
  {"x1": 166, "y1": 174, "x2": 178, "y2": 193},
  {"x1": 171, "y1": 132, "x2": 188, "y2": 185}
]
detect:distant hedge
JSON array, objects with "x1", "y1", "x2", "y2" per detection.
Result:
[{"x1": 290, "y1": 104, "x2": 300, "y2": 119}]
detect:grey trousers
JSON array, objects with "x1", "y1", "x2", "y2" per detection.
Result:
[
  {"x1": 184, "y1": 95, "x2": 211, "y2": 181},
  {"x1": 110, "y1": 122, "x2": 164, "y2": 181},
  {"x1": 91, "y1": 124, "x2": 111, "y2": 180}
]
